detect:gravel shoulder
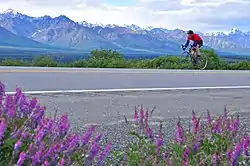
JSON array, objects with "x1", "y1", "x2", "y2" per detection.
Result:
[{"x1": 26, "y1": 89, "x2": 250, "y2": 165}]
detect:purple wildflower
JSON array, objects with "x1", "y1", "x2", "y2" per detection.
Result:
[
  {"x1": 29, "y1": 97, "x2": 38, "y2": 110},
  {"x1": 212, "y1": 152, "x2": 221, "y2": 164},
  {"x1": 0, "y1": 118, "x2": 7, "y2": 140},
  {"x1": 134, "y1": 107, "x2": 139, "y2": 122},
  {"x1": 82, "y1": 125, "x2": 95, "y2": 146},
  {"x1": 145, "y1": 110, "x2": 149, "y2": 128},
  {"x1": 164, "y1": 148, "x2": 169, "y2": 162},
  {"x1": 232, "y1": 141, "x2": 243, "y2": 165},
  {"x1": 14, "y1": 88, "x2": 22, "y2": 104},
  {"x1": 57, "y1": 114, "x2": 70, "y2": 137},
  {"x1": 44, "y1": 161, "x2": 50, "y2": 166},
  {"x1": 21, "y1": 131, "x2": 29, "y2": 139},
  {"x1": 146, "y1": 126, "x2": 154, "y2": 141},
  {"x1": 193, "y1": 142, "x2": 200, "y2": 153},
  {"x1": 28, "y1": 143, "x2": 35, "y2": 155},
  {"x1": 98, "y1": 142, "x2": 112, "y2": 164},
  {"x1": 8, "y1": 105, "x2": 16, "y2": 118},
  {"x1": 0, "y1": 81, "x2": 5, "y2": 95},
  {"x1": 140, "y1": 108, "x2": 144, "y2": 122},
  {"x1": 32, "y1": 150, "x2": 43, "y2": 165},
  {"x1": 89, "y1": 142, "x2": 101, "y2": 161},
  {"x1": 14, "y1": 140, "x2": 22, "y2": 152},
  {"x1": 65, "y1": 135, "x2": 81, "y2": 155},
  {"x1": 243, "y1": 136, "x2": 249, "y2": 156},
  {"x1": 92, "y1": 133, "x2": 103, "y2": 145},
  {"x1": 212, "y1": 117, "x2": 221, "y2": 134},
  {"x1": 231, "y1": 115, "x2": 240, "y2": 137},
  {"x1": 183, "y1": 146, "x2": 190, "y2": 166},
  {"x1": 12, "y1": 129, "x2": 23, "y2": 139},
  {"x1": 175, "y1": 119, "x2": 185, "y2": 144},
  {"x1": 227, "y1": 148, "x2": 232, "y2": 161},
  {"x1": 17, "y1": 152, "x2": 26, "y2": 166},
  {"x1": 156, "y1": 136, "x2": 164, "y2": 155},
  {"x1": 58, "y1": 158, "x2": 66, "y2": 166},
  {"x1": 207, "y1": 110, "x2": 212, "y2": 125}
]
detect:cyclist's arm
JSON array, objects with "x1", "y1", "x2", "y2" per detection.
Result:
[{"x1": 184, "y1": 39, "x2": 190, "y2": 47}]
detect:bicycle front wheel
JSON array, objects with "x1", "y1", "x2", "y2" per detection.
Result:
[{"x1": 180, "y1": 51, "x2": 192, "y2": 69}]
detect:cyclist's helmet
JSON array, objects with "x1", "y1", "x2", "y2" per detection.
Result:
[{"x1": 187, "y1": 30, "x2": 194, "y2": 34}]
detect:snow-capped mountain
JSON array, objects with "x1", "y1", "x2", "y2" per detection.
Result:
[{"x1": 1, "y1": 9, "x2": 250, "y2": 55}]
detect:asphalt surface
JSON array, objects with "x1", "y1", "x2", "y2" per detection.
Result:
[
  {"x1": 30, "y1": 89, "x2": 250, "y2": 127},
  {"x1": 0, "y1": 66, "x2": 250, "y2": 92}
]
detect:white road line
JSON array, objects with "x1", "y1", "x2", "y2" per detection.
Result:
[{"x1": 5, "y1": 85, "x2": 250, "y2": 95}]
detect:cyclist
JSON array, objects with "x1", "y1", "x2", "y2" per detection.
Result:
[{"x1": 182, "y1": 30, "x2": 203, "y2": 58}]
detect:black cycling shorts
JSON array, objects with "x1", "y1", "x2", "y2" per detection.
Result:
[{"x1": 193, "y1": 40, "x2": 203, "y2": 48}]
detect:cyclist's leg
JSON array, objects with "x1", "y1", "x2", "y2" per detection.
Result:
[
  {"x1": 197, "y1": 40, "x2": 203, "y2": 57},
  {"x1": 192, "y1": 41, "x2": 199, "y2": 58}
]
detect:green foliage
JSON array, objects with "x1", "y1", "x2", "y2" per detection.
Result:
[
  {"x1": 32, "y1": 55, "x2": 57, "y2": 67},
  {"x1": 0, "y1": 58, "x2": 31, "y2": 66},
  {"x1": 90, "y1": 49, "x2": 125, "y2": 60},
  {"x1": 201, "y1": 49, "x2": 221, "y2": 69},
  {"x1": 1, "y1": 48, "x2": 250, "y2": 70}
]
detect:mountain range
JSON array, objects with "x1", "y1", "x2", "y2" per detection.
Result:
[{"x1": 0, "y1": 9, "x2": 250, "y2": 56}]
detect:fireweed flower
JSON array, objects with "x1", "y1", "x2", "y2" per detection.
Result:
[
  {"x1": 14, "y1": 140, "x2": 22, "y2": 152},
  {"x1": 58, "y1": 158, "x2": 66, "y2": 166},
  {"x1": 227, "y1": 148, "x2": 232, "y2": 161},
  {"x1": 12, "y1": 129, "x2": 23, "y2": 139},
  {"x1": 0, "y1": 118, "x2": 7, "y2": 140},
  {"x1": 140, "y1": 108, "x2": 144, "y2": 122},
  {"x1": 31, "y1": 150, "x2": 43, "y2": 165},
  {"x1": 92, "y1": 133, "x2": 103, "y2": 145},
  {"x1": 17, "y1": 152, "x2": 26, "y2": 166},
  {"x1": 7, "y1": 104, "x2": 16, "y2": 119},
  {"x1": 146, "y1": 126, "x2": 154, "y2": 141},
  {"x1": 243, "y1": 136, "x2": 249, "y2": 156},
  {"x1": 89, "y1": 142, "x2": 101, "y2": 161},
  {"x1": 44, "y1": 160, "x2": 50, "y2": 166},
  {"x1": 231, "y1": 115, "x2": 240, "y2": 137},
  {"x1": 14, "y1": 88, "x2": 22, "y2": 105},
  {"x1": 183, "y1": 146, "x2": 190, "y2": 166},
  {"x1": 232, "y1": 141, "x2": 243, "y2": 165},
  {"x1": 212, "y1": 117, "x2": 221, "y2": 134},
  {"x1": 207, "y1": 110, "x2": 212, "y2": 125},
  {"x1": 0, "y1": 81, "x2": 5, "y2": 95},
  {"x1": 134, "y1": 107, "x2": 139, "y2": 122},
  {"x1": 156, "y1": 136, "x2": 164, "y2": 155},
  {"x1": 175, "y1": 119, "x2": 185, "y2": 144},
  {"x1": 82, "y1": 125, "x2": 95, "y2": 146},
  {"x1": 98, "y1": 142, "x2": 112, "y2": 164},
  {"x1": 212, "y1": 152, "x2": 221, "y2": 164},
  {"x1": 164, "y1": 148, "x2": 169, "y2": 162},
  {"x1": 145, "y1": 110, "x2": 149, "y2": 128},
  {"x1": 193, "y1": 142, "x2": 200, "y2": 154}
]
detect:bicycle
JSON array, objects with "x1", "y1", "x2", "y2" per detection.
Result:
[{"x1": 180, "y1": 44, "x2": 208, "y2": 70}]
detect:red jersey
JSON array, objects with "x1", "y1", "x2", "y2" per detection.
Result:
[{"x1": 187, "y1": 33, "x2": 202, "y2": 41}]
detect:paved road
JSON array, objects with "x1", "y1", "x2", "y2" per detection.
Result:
[
  {"x1": 33, "y1": 89, "x2": 250, "y2": 127},
  {"x1": 0, "y1": 66, "x2": 250, "y2": 92}
]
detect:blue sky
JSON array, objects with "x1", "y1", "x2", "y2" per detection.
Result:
[{"x1": 0, "y1": 0, "x2": 250, "y2": 33}]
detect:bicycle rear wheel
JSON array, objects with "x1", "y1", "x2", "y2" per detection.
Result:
[{"x1": 196, "y1": 53, "x2": 208, "y2": 70}]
